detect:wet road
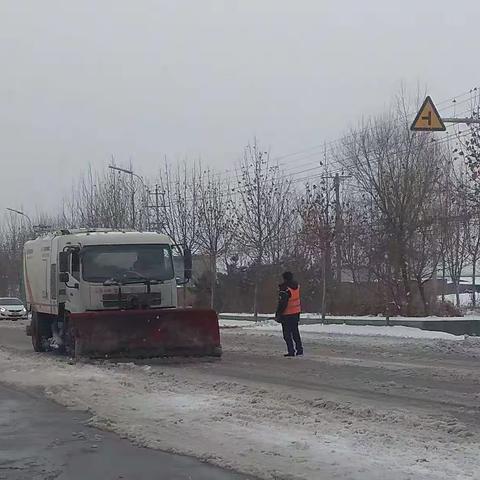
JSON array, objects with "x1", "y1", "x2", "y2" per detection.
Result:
[{"x1": 0, "y1": 382, "x2": 252, "y2": 480}]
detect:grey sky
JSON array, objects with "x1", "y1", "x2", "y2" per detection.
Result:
[{"x1": 1, "y1": 0, "x2": 479, "y2": 214}]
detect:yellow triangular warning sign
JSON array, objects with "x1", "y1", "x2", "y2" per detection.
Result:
[{"x1": 410, "y1": 96, "x2": 446, "y2": 131}]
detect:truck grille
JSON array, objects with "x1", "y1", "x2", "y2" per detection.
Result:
[{"x1": 102, "y1": 292, "x2": 162, "y2": 308}]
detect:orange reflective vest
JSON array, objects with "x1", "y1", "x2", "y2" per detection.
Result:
[{"x1": 284, "y1": 286, "x2": 301, "y2": 315}]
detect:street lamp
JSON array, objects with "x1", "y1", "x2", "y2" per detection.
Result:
[
  {"x1": 108, "y1": 165, "x2": 147, "y2": 229},
  {"x1": 6, "y1": 208, "x2": 33, "y2": 229}
]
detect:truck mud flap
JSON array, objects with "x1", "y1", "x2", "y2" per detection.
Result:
[{"x1": 69, "y1": 308, "x2": 221, "y2": 358}]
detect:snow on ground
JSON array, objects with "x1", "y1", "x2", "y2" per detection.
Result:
[
  {"x1": 219, "y1": 319, "x2": 257, "y2": 328},
  {"x1": 1, "y1": 325, "x2": 480, "y2": 480},
  {"x1": 221, "y1": 312, "x2": 480, "y2": 321},
  {"x1": 443, "y1": 292, "x2": 480, "y2": 307},
  {"x1": 258, "y1": 322, "x2": 463, "y2": 340},
  {"x1": 0, "y1": 350, "x2": 474, "y2": 480},
  {"x1": 219, "y1": 318, "x2": 464, "y2": 340}
]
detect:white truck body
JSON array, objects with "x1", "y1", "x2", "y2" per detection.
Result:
[{"x1": 24, "y1": 229, "x2": 178, "y2": 315}]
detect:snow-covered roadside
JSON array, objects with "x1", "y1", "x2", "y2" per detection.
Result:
[
  {"x1": 220, "y1": 318, "x2": 464, "y2": 340},
  {"x1": 219, "y1": 319, "x2": 255, "y2": 328},
  {"x1": 0, "y1": 346, "x2": 478, "y2": 479},
  {"x1": 220, "y1": 312, "x2": 480, "y2": 321}
]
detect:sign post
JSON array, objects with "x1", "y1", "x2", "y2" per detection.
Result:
[{"x1": 411, "y1": 96, "x2": 480, "y2": 132}]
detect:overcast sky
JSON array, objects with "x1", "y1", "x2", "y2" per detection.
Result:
[{"x1": 1, "y1": 0, "x2": 479, "y2": 215}]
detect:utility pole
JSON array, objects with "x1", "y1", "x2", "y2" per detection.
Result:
[
  {"x1": 155, "y1": 185, "x2": 161, "y2": 231},
  {"x1": 316, "y1": 172, "x2": 350, "y2": 286},
  {"x1": 144, "y1": 185, "x2": 167, "y2": 233},
  {"x1": 319, "y1": 171, "x2": 350, "y2": 320},
  {"x1": 130, "y1": 173, "x2": 135, "y2": 229},
  {"x1": 145, "y1": 185, "x2": 163, "y2": 232},
  {"x1": 334, "y1": 173, "x2": 342, "y2": 284},
  {"x1": 145, "y1": 187, "x2": 151, "y2": 231},
  {"x1": 321, "y1": 147, "x2": 329, "y2": 323},
  {"x1": 321, "y1": 250, "x2": 327, "y2": 322}
]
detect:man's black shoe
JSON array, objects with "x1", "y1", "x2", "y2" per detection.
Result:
[
  {"x1": 284, "y1": 353, "x2": 295, "y2": 357},
  {"x1": 296, "y1": 352, "x2": 304, "y2": 356}
]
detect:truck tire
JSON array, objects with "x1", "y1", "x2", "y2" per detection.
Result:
[{"x1": 31, "y1": 311, "x2": 48, "y2": 352}]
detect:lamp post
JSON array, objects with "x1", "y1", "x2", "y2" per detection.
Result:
[
  {"x1": 6, "y1": 208, "x2": 33, "y2": 229},
  {"x1": 108, "y1": 165, "x2": 147, "y2": 229},
  {"x1": 6, "y1": 208, "x2": 33, "y2": 301}
]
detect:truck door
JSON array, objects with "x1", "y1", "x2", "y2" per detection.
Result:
[{"x1": 61, "y1": 249, "x2": 82, "y2": 313}]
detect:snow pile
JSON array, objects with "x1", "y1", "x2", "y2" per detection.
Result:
[
  {"x1": 256, "y1": 322, "x2": 463, "y2": 340},
  {"x1": 220, "y1": 318, "x2": 463, "y2": 340},
  {"x1": 218, "y1": 319, "x2": 254, "y2": 328}
]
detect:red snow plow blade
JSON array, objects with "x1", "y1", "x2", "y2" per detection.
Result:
[{"x1": 69, "y1": 308, "x2": 221, "y2": 358}]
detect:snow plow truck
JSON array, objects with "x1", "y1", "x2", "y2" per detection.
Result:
[{"x1": 23, "y1": 229, "x2": 221, "y2": 358}]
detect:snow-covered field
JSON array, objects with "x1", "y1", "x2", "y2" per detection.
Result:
[{"x1": 1, "y1": 321, "x2": 479, "y2": 479}]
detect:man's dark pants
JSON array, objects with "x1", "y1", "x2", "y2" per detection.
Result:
[{"x1": 281, "y1": 313, "x2": 303, "y2": 355}]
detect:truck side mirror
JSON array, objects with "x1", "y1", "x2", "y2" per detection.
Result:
[
  {"x1": 184, "y1": 247, "x2": 192, "y2": 281},
  {"x1": 59, "y1": 272, "x2": 70, "y2": 283},
  {"x1": 59, "y1": 252, "x2": 69, "y2": 273}
]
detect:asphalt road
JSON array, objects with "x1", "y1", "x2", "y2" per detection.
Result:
[
  {"x1": 3, "y1": 321, "x2": 480, "y2": 422},
  {"x1": 2, "y1": 320, "x2": 480, "y2": 479},
  {"x1": 0, "y1": 382, "x2": 252, "y2": 480}
]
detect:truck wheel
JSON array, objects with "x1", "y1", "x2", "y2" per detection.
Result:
[{"x1": 31, "y1": 311, "x2": 47, "y2": 352}]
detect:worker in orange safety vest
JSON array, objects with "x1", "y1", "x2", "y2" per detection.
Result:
[{"x1": 275, "y1": 271, "x2": 303, "y2": 357}]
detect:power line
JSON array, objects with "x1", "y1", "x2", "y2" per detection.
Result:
[
  {"x1": 208, "y1": 94, "x2": 479, "y2": 190},
  {"x1": 103, "y1": 89, "x2": 479, "y2": 210},
  {"x1": 211, "y1": 88, "x2": 477, "y2": 181},
  {"x1": 150, "y1": 127, "x2": 475, "y2": 207}
]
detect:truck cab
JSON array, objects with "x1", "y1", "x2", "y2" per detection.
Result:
[{"x1": 24, "y1": 230, "x2": 187, "y2": 315}]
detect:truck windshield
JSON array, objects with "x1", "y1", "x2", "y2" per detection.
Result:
[{"x1": 81, "y1": 244, "x2": 174, "y2": 283}]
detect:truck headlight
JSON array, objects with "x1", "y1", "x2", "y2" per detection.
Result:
[{"x1": 0, "y1": 307, "x2": 5, "y2": 313}]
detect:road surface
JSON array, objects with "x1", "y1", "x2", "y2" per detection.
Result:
[
  {"x1": 0, "y1": 382, "x2": 252, "y2": 480},
  {"x1": 1, "y1": 319, "x2": 479, "y2": 479}
]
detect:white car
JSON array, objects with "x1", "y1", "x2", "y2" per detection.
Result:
[{"x1": 0, "y1": 297, "x2": 28, "y2": 321}]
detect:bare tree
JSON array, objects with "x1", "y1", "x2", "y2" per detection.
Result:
[
  {"x1": 156, "y1": 160, "x2": 201, "y2": 252},
  {"x1": 197, "y1": 169, "x2": 236, "y2": 307},
  {"x1": 453, "y1": 91, "x2": 480, "y2": 306},
  {"x1": 338, "y1": 102, "x2": 444, "y2": 313},
  {"x1": 440, "y1": 167, "x2": 472, "y2": 308},
  {"x1": 0, "y1": 211, "x2": 36, "y2": 298},
  {"x1": 65, "y1": 165, "x2": 140, "y2": 230},
  {"x1": 236, "y1": 139, "x2": 292, "y2": 319},
  {"x1": 341, "y1": 200, "x2": 375, "y2": 284},
  {"x1": 408, "y1": 220, "x2": 443, "y2": 315},
  {"x1": 298, "y1": 177, "x2": 335, "y2": 317}
]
